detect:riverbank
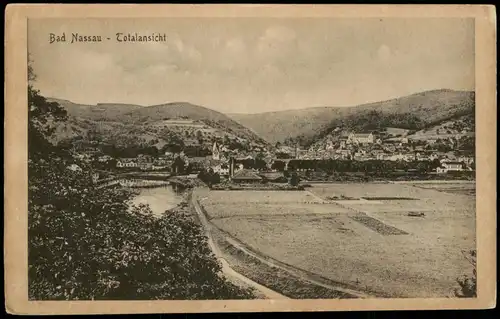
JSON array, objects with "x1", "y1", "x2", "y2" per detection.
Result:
[
  {"x1": 300, "y1": 174, "x2": 475, "y2": 183},
  {"x1": 129, "y1": 186, "x2": 184, "y2": 217}
]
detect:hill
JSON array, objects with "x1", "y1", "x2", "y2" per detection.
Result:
[
  {"x1": 117, "y1": 102, "x2": 265, "y2": 143},
  {"x1": 49, "y1": 99, "x2": 269, "y2": 153},
  {"x1": 408, "y1": 113, "x2": 475, "y2": 141},
  {"x1": 229, "y1": 107, "x2": 351, "y2": 145},
  {"x1": 47, "y1": 98, "x2": 143, "y2": 121},
  {"x1": 229, "y1": 89, "x2": 475, "y2": 145}
]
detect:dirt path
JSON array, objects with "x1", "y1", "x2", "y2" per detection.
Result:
[{"x1": 192, "y1": 197, "x2": 289, "y2": 300}]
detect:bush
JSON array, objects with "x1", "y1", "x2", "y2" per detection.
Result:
[
  {"x1": 28, "y1": 159, "x2": 254, "y2": 300},
  {"x1": 454, "y1": 250, "x2": 477, "y2": 298}
]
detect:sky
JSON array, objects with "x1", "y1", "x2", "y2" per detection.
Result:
[{"x1": 28, "y1": 18, "x2": 475, "y2": 114}]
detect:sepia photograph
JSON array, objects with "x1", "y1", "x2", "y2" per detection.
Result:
[{"x1": 4, "y1": 4, "x2": 496, "y2": 315}]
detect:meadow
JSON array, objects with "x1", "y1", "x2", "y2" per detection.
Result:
[{"x1": 201, "y1": 182, "x2": 476, "y2": 298}]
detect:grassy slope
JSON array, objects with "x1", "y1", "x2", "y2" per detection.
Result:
[
  {"x1": 229, "y1": 107, "x2": 352, "y2": 144},
  {"x1": 47, "y1": 98, "x2": 143, "y2": 121},
  {"x1": 118, "y1": 102, "x2": 267, "y2": 143},
  {"x1": 48, "y1": 99, "x2": 268, "y2": 147},
  {"x1": 408, "y1": 113, "x2": 475, "y2": 140},
  {"x1": 229, "y1": 89, "x2": 475, "y2": 144}
]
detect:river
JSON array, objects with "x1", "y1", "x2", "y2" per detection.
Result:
[{"x1": 129, "y1": 184, "x2": 185, "y2": 217}]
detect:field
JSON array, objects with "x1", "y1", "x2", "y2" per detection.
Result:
[{"x1": 200, "y1": 182, "x2": 476, "y2": 298}]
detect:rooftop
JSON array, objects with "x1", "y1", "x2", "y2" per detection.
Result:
[
  {"x1": 443, "y1": 161, "x2": 464, "y2": 165},
  {"x1": 232, "y1": 169, "x2": 263, "y2": 180}
]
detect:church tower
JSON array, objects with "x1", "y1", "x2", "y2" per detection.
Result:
[{"x1": 212, "y1": 141, "x2": 220, "y2": 160}]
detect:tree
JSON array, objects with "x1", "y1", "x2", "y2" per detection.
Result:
[
  {"x1": 283, "y1": 170, "x2": 290, "y2": 178},
  {"x1": 198, "y1": 168, "x2": 221, "y2": 187},
  {"x1": 271, "y1": 160, "x2": 286, "y2": 171},
  {"x1": 28, "y1": 58, "x2": 68, "y2": 161},
  {"x1": 455, "y1": 250, "x2": 477, "y2": 298},
  {"x1": 289, "y1": 172, "x2": 300, "y2": 186},
  {"x1": 276, "y1": 152, "x2": 291, "y2": 159},
  {"x1": 223, "y1": 134, "x2": 231, "y2": 145},
  {"x1": 196, "y1": 130, "x2": 203, "y2": 139}
]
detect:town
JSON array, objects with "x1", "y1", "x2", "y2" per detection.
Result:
[{"x1": 72, "y1": 128, "x2": 475, "y2": 184}]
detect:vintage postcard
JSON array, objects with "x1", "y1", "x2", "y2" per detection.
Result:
[{"x1": 4, "y1": 4, "x2": 497, "y2": 315}]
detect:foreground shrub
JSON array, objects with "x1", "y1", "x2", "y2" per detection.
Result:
[
  {"x1": 29, "y1": 160, "x2": 254, "y2": 300},
  {"x1": 454, "y1": 250, "x2": 477, "y2": 298}
]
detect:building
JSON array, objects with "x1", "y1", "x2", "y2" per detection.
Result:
[
  {"x1": 137, "y1": 154, "x2": 153, "y2": 164},
  {"x1": 457, "y1": 156, "x2": 475, "y2": 166},
  {"x1": 164, "y1": 151, "x2": 174, "y2": 159},
  {"x1": 153, "y1": 157, "x2": 169, "y2": 166},
  {"x1": 116, "y1": 158, "x2": 138, "y2": 168},
  {"x1": 139, "y1": 162, "x2": 153, "y2": 171},
  {"x1": 184, "y1": 138, "x2": 199, "y2": 147},
  {"x1": 347, "y1": 132, "x2": 375, "y2": 144},
  {"x1": 231, "y1": 169, "x2": 263, "y2": 184},
  {"x1": 338, "y1": 136, "x2": 349, "y2": 148},
  {"x1": 98, "y1": 155, "x2": 113, "y2": 162},
  {"x1": 212, "y1": 141, "x2": 220, "y2": 160},
  {"x1": 151, "y1": 164, "x2": 170, "y2": 171},
  {"x1": 436, "y1": 161, "x2": 465, "y2": 173},
  {"x1": 212, "y1": 163, "x2": 230, "y2": 176}
]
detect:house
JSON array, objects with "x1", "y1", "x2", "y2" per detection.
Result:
[
  {"x1": 98, "y1": 155, "x2": 113, "y2": 162},
  {"x1": 458, "y1": 156, "x2": 475, "y2": 166},
  {"x1": 376, "y1": 153, "x2": 390, "y2": 160},
  {"x1": 184, "y1": 139, "x2": 199, "y2": 147},
  {"x1": 236, "y1": 155, "x2": 254, "y2": 161},
  {"x1": 116, "y1": 158, "x2": 138, "y2": 168},
  {"x1": 137, "y1": 154, "x2": 154, "y2": 163},
  {"x1": 212, "y1": 163, "x2": 230, "y2": 176},
  {"x1": 347, "y1": 132, "x2": 375, "y2": 144},
  {"x1": 139, "y1": 162, "x2": 153, "y2": 171},
  {"x1": 436, "y1": 161, "x2": 465, "y2": 173},
  {"x1": 427, "y1": 139, "x2": 438, "y2": 145},
  {"x1": 388, "y1": 153, "x2": 406, "y2": 161},
  {"x1": 164, "y1": 151, "x2": 174, "y2": 159},
  {"x1": 153, "y1": 157, "x2": 169, "y2": 166},
  {"x1": 151, "y1": 165, "x2": 170, "y2": 171},
  {"x1": 337, "y1": 135, "x2": 350, "y2": 148},
  {"x1": 231, "y1": 169, "x2": 263, "y2": 184}
]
